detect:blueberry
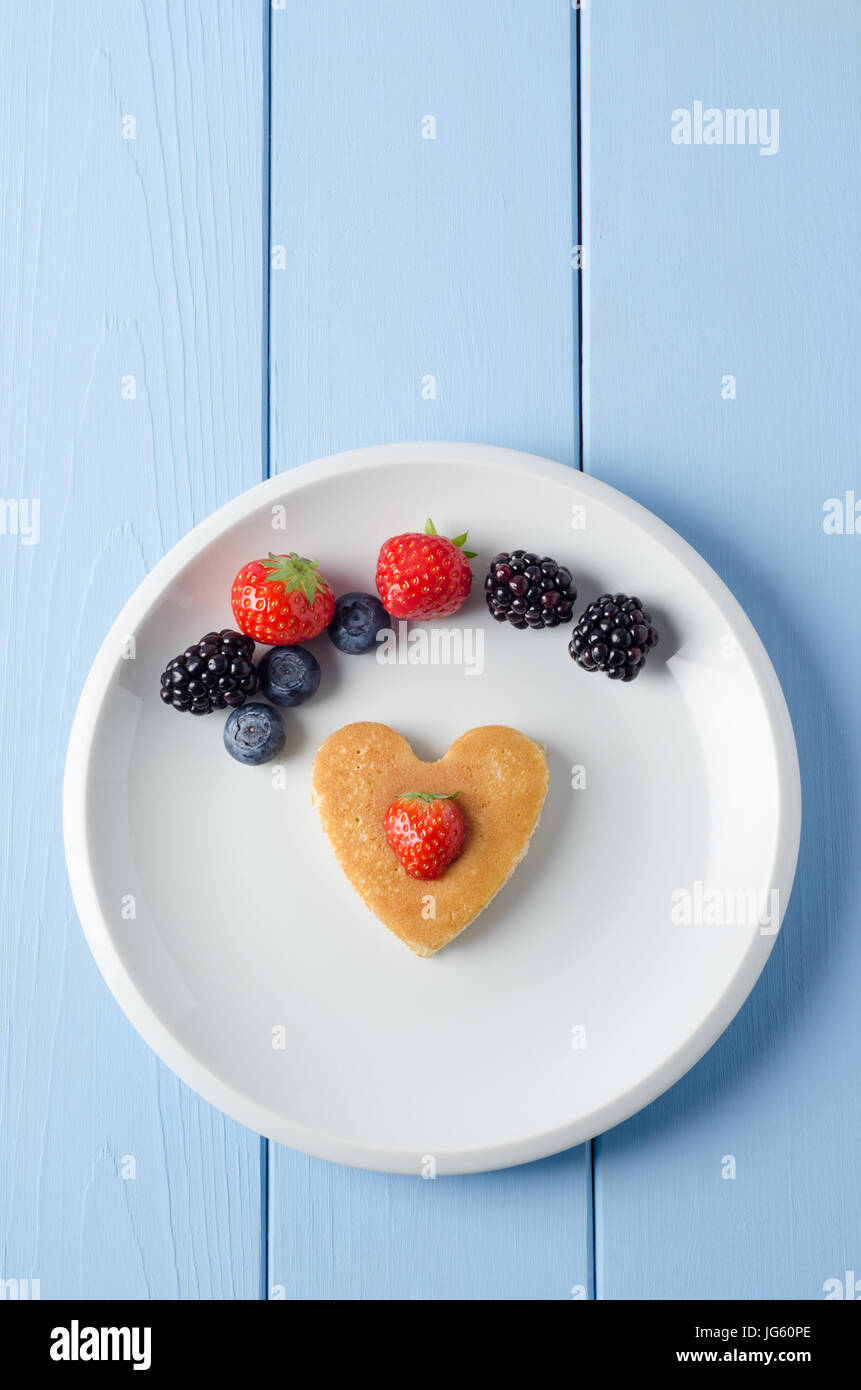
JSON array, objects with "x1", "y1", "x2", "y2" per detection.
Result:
[
  {"x1": 327, "y1": 592, "x2": 390, "y2": 654},
  {"x1": 223, "y1": 703, "x2": 286, "y2": 765},
  {"x1": 257, "y1": 645, "x2": 321, "y2": 705}
]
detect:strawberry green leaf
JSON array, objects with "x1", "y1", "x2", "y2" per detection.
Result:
[
  {"x1": 261, "y1": 551, "x2": 329, "y2": 606},
  {"x1": 424, "y1": 520, "x2": 475, "y2": 560},
  {"x1": 396, "y1": 790, "x2": 460, "y2": 803},
  {"x1": 448, "y1": 528, "x2": 475, "y2": 559}
]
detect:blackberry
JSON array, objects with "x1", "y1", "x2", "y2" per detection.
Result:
[
  {"x1": 484, "y1": 551, "x2": 577, "y2": 630},
  {"x1": 159, "y1": 628, "x2": 259, "y2": 714},
  {"x1": 568, "y1": 594, "x2": 659, "y2": 682}
]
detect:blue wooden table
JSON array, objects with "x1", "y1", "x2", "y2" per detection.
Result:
[{"x1": 2, "y1": 0, "x2": 859, "y2": 1300}]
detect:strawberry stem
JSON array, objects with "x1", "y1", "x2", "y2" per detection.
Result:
[
  {"x1": 424, "y1": 519, "x2": 476, "y2": 561},
  {"x1": 260, "y1": 551, "x2": 328, "y2": 606},
  {"x1": 397, "y1": 790, "x2": 460, "y2": 803}
]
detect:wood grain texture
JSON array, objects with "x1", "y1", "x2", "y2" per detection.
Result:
[
  {"x1": 583, "y1": 0, "x2": 861, "y2": 1298},
  {"x1": 270, "y1": 1151, "x2": 589, "y2": 1301},
  {"x1": 267, "y1": 0, "x2": 590, "y2": 1299},
  {"x1": 0, "y1": 0, "x2": 265, "y2": 1297},
  {"x1": 268, "y1": 0, "x2": 578, "y2": 471},
  {"x1": 5, "y1": 0, "x2": 854, "y2": 1304}
]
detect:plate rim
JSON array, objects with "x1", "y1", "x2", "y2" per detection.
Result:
[{"x1": 63, "y1": 442, "x2": 802, "y2": 1174}]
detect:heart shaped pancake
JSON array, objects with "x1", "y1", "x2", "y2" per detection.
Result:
[{"x1": 311, "y1": 722, "x2": 550, "y2": 956}]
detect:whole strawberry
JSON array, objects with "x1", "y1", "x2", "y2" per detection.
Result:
[
  {"x1": 384, "y1": 791, "x2": 466, "y2": 880},
  {"x1": 231, "y1": 552, "x2": 335, "y2": 646},
  {"x1": 376, "y1": 519, "x2": 475, "y2": 621}
]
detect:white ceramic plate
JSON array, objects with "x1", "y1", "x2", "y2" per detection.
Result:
[{"x1": 64, "y1": 443, "x2": 801, "y2": 1174}]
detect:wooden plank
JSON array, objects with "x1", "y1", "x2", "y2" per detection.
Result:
[
  {"x1": 0, "y1": 0, "x2": 265, "y2": 1297},
  {"x1": 268, "y1": 0, "x2": 578, "y2": 471},
  {"x1": 270, "y1": 1152, "x2": 590, "y2": 1301},
  {"x1": 584, "y1": 0, "x2": 861, "y2": 1298},
  {"x1": 267, "y1": 0, "x2": 589, "y2": 1298}
]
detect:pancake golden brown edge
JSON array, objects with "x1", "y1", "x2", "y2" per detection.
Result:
[{"x1": 311, "y1": 722, "x2": 550, "y2": 956}]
